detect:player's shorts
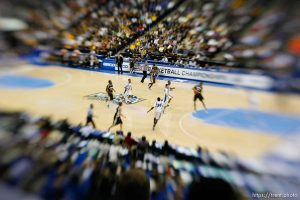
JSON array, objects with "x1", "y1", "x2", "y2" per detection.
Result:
[
  {"x1": 150, "y1": 76, "x2": 156, "y2": 83},
  {"x1": 86, "y1": 116, "x2": 93, "y2": 123},
  {"x1": 153, "y1": 77, "x2": 156, "y2": 83},
  {"x1": 155, "y1": 111, "x2": 162, "y2": 120},
  {"x1": 113, "y1": 117, "x2": 123, "y2": 125},
  {"x1": 107, "y1": 92, "x2": 113, "y2": 100},
  {"x1": 194, "y1": 93, "x2": 204, "y2": 101},
  {"x1": 163, "y1": 95, "x2": 172, "y2": 103},
  {"x1": 124, "y1": 90, "x2": 132, "y2": 97}
]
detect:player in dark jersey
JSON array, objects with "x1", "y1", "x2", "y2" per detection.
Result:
[
  {"x1": 106, "y1": 80, "x2": 115, "y2": 107},
  {"x1": 108, "y1": 102, "x2": 126, "y2": 131},
  {"x1": 193, "y1": 82, "x2": 207, "y2": 111},
  {"x1": 148, "y1": 64, "x2": 159, "y2": 89}
]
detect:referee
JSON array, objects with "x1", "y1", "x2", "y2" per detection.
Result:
[
  {"x1": 141, "y1": 61, "x2": 148, "y2": 83},
  {"x1": 86, "y1": 104, "x2": 96, "y2": 128},
  {"x1": 116, "y1": 54, "x2": 123, "y2": 74}
]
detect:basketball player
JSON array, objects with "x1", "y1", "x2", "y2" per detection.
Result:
[
  {"x1": 124, "y1": 79, "x2": 133, "y2": 103},
  {"x1": 108, "y1": 102, "x2": 126, "y2": 131},
  {"x1": 147, "y1": 97, "x2": 164, "y2": 130},
  {"x1": 167, "y1": 80, "x2": 175, "y2": 90},
  {"x1": 165, "y1": 80, "x2": 175, "y2": 105},
  {"x1": 106, "y1": 80, "x2": 115, "y2": 107},
  {"x1": 86, "y1": 104, "x2": 96, "y2": 128},
  {"x1": 148, "y1": 64, "x2": 159, "y2": 89},
  {"x1": 193, "y1": 82, "x2": 207, "y2": 111},
  {"x1": 163, "y1": 84, "x2": 173, "y2": 107}
]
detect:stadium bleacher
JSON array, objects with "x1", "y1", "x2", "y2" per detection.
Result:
[
  {"x1": 0, "y1": 0, "x2": 100, "y2": 55},
  {"x1": 60, "y1": 0, "x2": 180, "y2": 55},
  {"x1": 1, "y1": 0, "x2": 299, "y2": 71}
]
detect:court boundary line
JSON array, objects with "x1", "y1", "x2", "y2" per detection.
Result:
[{"x1": 179, "y1": 112, "x2": 203, "y2": 144}]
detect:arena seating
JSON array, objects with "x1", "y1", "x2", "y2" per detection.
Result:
[
  {"x1": 222, "y1": 0, "x2": 300, "y2": 70},
  {"x1": 2, "y1": 0, "x2": 299, "y2": 71},
  {"x1": 125, "y1": 0, "x2": 300, "y2": 70},
  {"x1": 0, "y1": 111, "x2": 299, "y2": 200},
  {"x1": 60, "y1": 0, "x2": 180, "y2": 55},
  {"x1": 0, "y1": 0, "x2": 99, "y2": 54}
]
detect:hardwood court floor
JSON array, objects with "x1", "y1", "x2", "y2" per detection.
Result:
[{"x1": 1, "y1": 64, "x2": 300, "y2": 158}]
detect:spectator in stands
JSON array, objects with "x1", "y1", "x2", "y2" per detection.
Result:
[
  {"x1": 162, "y1": 56, "x2": 168, "y2": 62},
  {"x1": 137, "y1": 136, "x2": 149, "y2": 160},
  {"x1": 0, "y1": 111, "x2": 298, "y2": 199},
  {"x1": 115, "y1": 168, "x2": 150, "y2": 200},
  {"x1": 92, "y1": 162, "x2": 118, "y2": 200},
  {"x1": 124, "y1": 132, "x2": 137, "y2": 149},
  {"x1": 109, "y1": 141, "x2": 123, "y2": 163},
  {"x1": 187, "y1": 178, "x2": 239, "y2": 200},
  {"x1": 70, "y1": 49, "x2": 81, "y2": 66},
  {"x1": 89, "y1": 50, "x2": 97, "y2": 68},
  {"x1": 197, "y1": 146, "x2": 202, "y2": 156},
  {"x1": 150, "y1": 140, "x2": 160, "y2": 156},
  {"x1": 61, "y1": 48, "x2": 69, "y2": 64},
  {"x1": 162, "y1": 140, "x2": 173, "y2": 155},
  {"x1": 113, "y1": 131, "x2": 124, "y2": 145}
]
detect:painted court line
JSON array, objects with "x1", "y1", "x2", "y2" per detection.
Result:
[{"x1": 179, "y1": 112, "x2": 203, "y2": 143}]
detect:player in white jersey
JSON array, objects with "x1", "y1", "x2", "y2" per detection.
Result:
[
  {"x1": 163, "y1": 84, "x2": 173, "y2": 108},
  {"x1": 167, "y1": 80, "x2": 175, "y2": 90},
  {"x1": 166, "y1": 80, "x2": 175, "y2": 104},
  {"x1": 147, "y1": 97, "x2": 164, "y2": 130},
  {"x1": 124, "y1": 79, "x2": 133, "y2": 103}
]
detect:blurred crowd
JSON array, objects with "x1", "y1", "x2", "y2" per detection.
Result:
[
  {"x1": 0, "y1": 111, "x2": 299, "y2": 200},
  {"x1": 225, "y1": 0, "x2": 300, "y2": 70},
  {"x1": 60, "y1": 0, "x2": 178, "y2": 55},
  {"x1": 126, "y1": 0, "x2": 300, "y2": 70},
  {"x1": 0, "y1": 0, "x2": 99, "y2": 54},
  {"x1": 1, "y1": 0, "x2": 300, "y2": 71}
]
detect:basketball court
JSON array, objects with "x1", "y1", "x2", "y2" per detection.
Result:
[{"x1": 1, "y1": 64, "x2": 300, "y2": 158}]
